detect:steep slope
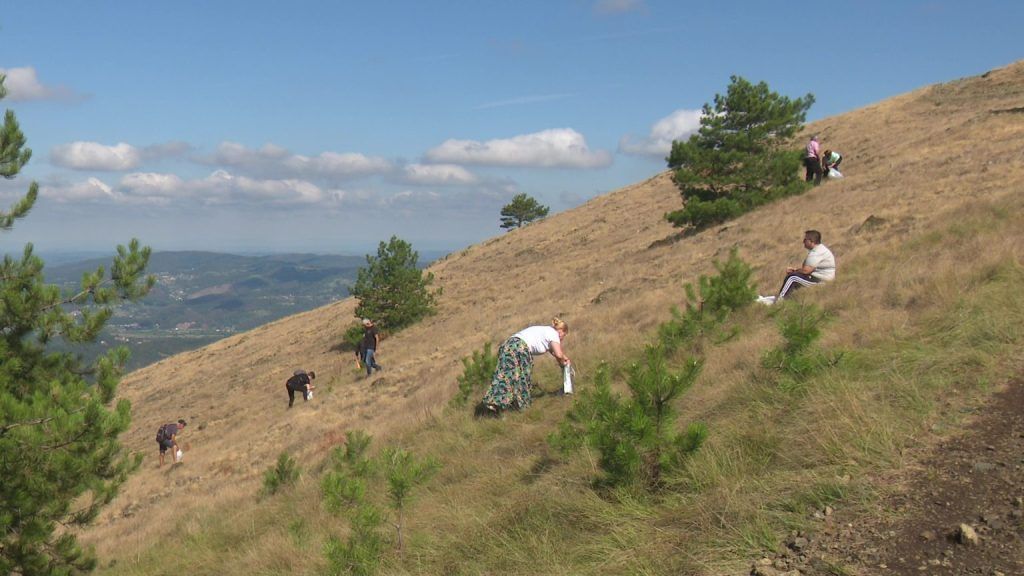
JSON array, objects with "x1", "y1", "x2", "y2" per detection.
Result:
[{"x1": 82, "y1": 59, "x2": 1024, "y2": 562}]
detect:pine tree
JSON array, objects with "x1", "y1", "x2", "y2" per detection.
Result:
[
  {"x1": 380, "y1": 447, "x2": 439, "y2": 552},
  {"x1": 499, "y1": 193, "x2": 549, "y2": 230},
  {"x1": 350, "y1": 236, "x2": 438, "y2": 332},
  {"x1": 665, "y1": 76, "x2": 814, "y2": 229},
  {"x1": 550, "y1": 349, "x2": 708, "y2": 490},
  {"x1": 0, "y1": 73, "x2": 154, "y2": 574}
]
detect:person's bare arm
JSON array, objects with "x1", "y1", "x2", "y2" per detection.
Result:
[{"x1": 549, "y1": 342, "x2": 570, "y2": 367}]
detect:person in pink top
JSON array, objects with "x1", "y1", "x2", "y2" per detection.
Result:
[{"x1": 804, "y1": 135, "x2": 822, "y2": 185}]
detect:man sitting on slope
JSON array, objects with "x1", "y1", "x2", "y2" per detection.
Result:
[{"x1": 758, "y1": 229, "x2": 836, "y2": 305}]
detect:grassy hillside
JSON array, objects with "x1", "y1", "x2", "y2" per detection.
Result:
[{"x1": 84, "y1": 60, "x2": 1024, "y2": 575}]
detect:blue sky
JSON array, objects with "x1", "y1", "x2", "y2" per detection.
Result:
[{"x1": 1, "y1": 1, "x2": 1021, "y2": 255}]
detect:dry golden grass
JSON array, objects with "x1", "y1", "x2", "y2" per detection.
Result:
[{"x1": 86, "y1": 60, "x2": 1024, "y2": 574}]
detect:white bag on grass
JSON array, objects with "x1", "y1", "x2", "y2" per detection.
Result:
[
  {"x1": 175, "y1": 449, "x2": 183, "y2": 463},
  {"x1": 828, "y1": 167, "x2": 843, "y2": 179},
  {"x1": 563, "y1": 363, "x2": 574, "y2": 395}
]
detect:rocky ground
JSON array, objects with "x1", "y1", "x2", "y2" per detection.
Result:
[{"x1": 752, "y1": 379, "x2": 1024, "y2": 576}]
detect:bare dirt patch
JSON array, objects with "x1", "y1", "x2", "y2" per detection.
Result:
[{"x1": 755, "y1": 379, "x2": 1024, "y2": 576}]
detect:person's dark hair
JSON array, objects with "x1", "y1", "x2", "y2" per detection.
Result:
[
  {"x1": 804, "y1": 230, "x2": 822, "y2": 244},
  {"x1": 308, "y1": 371, "x2": 316, "y2": 380},
  {"x1": 177, "y1": 419, "x2": 187, "y2": 427}
]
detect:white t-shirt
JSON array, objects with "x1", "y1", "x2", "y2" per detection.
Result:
[
  {"x1": 513, "y1": 325, "x2": 561, "y2": 355},
  {"x1": 804, "y1": 244, "x2": 836, "y2": 281}
]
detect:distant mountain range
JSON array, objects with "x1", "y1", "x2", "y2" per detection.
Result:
[{"x1": 42, "y1": 250, "x2": 447, "y2": 370}]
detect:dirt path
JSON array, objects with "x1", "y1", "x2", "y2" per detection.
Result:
[{"x1": 755, "y1": 380, "x2": 1024, "y2": 576}]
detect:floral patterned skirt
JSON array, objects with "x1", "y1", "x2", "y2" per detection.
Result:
[{"x1": 482, "y1": 337, "x2": 535, "y2": 411}]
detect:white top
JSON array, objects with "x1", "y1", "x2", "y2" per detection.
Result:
[
  {"x1": 804, "y1": 244, "x2": 836, "y2": 281},
  {"x1": 513, "y1": 325, "x2": 561, "y2": 355}
]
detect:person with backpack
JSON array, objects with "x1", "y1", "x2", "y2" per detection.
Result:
[
  {"x1": 156, "y1": 419, "x2": 187, "y2": 466},
  {"x1": 286, "y1": 369, "x2": 316, "y2": 408}
]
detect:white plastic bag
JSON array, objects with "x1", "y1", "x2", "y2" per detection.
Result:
[
  {"x1": 175, "y1": 449, "x2": 183, "y2": 463},
  {"x1": 828, "y1": 167, "x2": 843, "y2": 179},
  {"x1": 307, "y1": 390, "x2": 313, "y2": 400},
  {"x1": 562, "y1": 363, "x2": 574, "y2": 395}
]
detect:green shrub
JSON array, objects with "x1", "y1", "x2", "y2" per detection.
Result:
[
  {"x1": 699, "y1": 247, "x2": 758, "y2": 314},
  {"x1": 324, "y1": 504, "x2": 384, "y2": 576},
  {"x1": 322, "y1": 431, "x2": 375, "y2": 513},
  {"x1": 762, "y1": 302, "x2": 835, "y2": 391},
  {"x1": 261, "y1": 452, "x2": 301, "y2": 497},
  {"x1": 343, "y1": 322, "x2": 365, "y2": 351},
  {"x1": 659, "y1": 248, "x2": 756, "y2": 351},
  {"x1": 320, "y1": 431, "x2": 441, "y2": 571},
  {"x1": 668, "y1": 196, "x2": 744, "y2": 228},
  {"x1": 380, "y1": 447, "x2": 440, "y2": 551},
  {"x1": 451, "y1": 342, "x2": 497, "y2": 407},
  {"x1": 322, "y1": 431, "x2": 383, "y2": 575},
  {"x1": 550, "y1": 347, "x2": 708, "y2": 490},
  {"x1": 350, "y1": 236, "x2": 438, "y2": 332},
  {"x1": 665, "y1": 77, "x2": 813, "y2": 231}
]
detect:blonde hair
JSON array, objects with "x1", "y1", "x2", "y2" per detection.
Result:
[{"x1": 551, "y1": 317, "x2": 569, "y2": 334}]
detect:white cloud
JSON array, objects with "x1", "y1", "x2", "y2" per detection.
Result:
[
  {"x1": 204, "y1": 142, "x2": 393, "y2": 180},
  {"x1": 381, "y1": 189, "x2": 442, "y2": 208},
  {"x1": 284, "y1": 151, "x2": 393, "y2": 179},
  {"x1": 378, "y1": 186, "x2": 506, "y2": 215},
  {"x1": 51, "y1": 140, "x2": 192, "y2": 171},
  {"x1": 594, "y1": 0, "x2": 646, "y2": 15},
  {"x1": 40, "y1": 177, "x2": 119, "y2": 203},
  {"x1": 38, "y1": 171, "x2": 337, "y2": 208},
  {"x1": 0, "y1": 66, "x2": 80, "y2": 102},
  {"x1": 126, "y1": 170, "x2": 326, "y2": 206},
  {"x1": 51, "y1": 142, "x2": 142, "y2": 171},
  {"x1": 28, "y1": 166, "x2": 516, "y2": 215},
  {"x1": 212, "y1": 172, "x2": 327, "y2": 203},
  {"x1": 619, "y1": 109, "x2": 702, "y2": 157},
  {"x1": 424, "y1": 128, "x2": 612, "y2": 169},
  {"x1": 119, "y1": 172, "x2": 185, "y2": 197},
  {"x1": 401, "y1": 164, "x2": 479, "y2": 186},
  {"x1": 208, "y1": 142, "x2": 290, "y2": 166}
]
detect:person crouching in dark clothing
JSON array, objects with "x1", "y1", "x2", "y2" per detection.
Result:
[{"x1": 286, "y1": 369, "x2": 316, "y2": 408}]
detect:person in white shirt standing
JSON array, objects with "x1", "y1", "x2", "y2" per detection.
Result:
[
  {"x1": 482, "y1": 318, "x2": 570, "y2": 415},
  {"x1": 776, "y1": 229, "x2": 836, "y2": 300}
]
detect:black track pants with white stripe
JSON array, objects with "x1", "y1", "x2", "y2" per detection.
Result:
[{"x1": 778, "y1": 272, "x2": 820, "y2": 299}]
